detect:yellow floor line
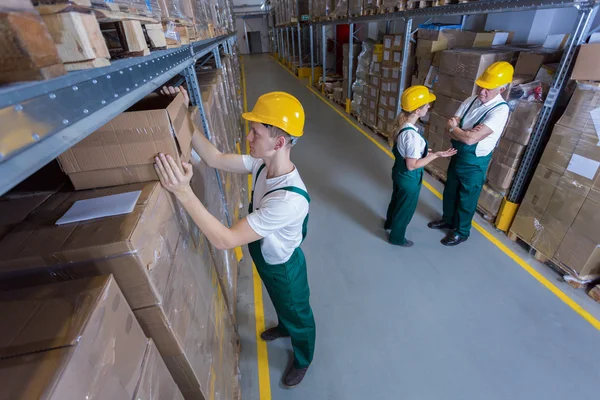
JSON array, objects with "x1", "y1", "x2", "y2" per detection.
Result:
[
  {"x1": 241, "y1": 56, "x2": 273, "y2": 399},
  {"x1": 302, "y1": 77, "x2": 600, "y2": 332}
]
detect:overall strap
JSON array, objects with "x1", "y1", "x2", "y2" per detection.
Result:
[
  {"x1": 254, "y1": 163, "x2": 267, "y2": 187},
  {"x1": 459, "y1": 97, "x2": 479, "y2": 129}
]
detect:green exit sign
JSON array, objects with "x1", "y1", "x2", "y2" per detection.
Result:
[{"x1": 300, "y1": 15, "x2": 310, "y2": 21}]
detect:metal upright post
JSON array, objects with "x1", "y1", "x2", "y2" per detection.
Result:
[
  {"x1": 333, "y1": 26, "x2": 337, "y2": 74},
  {"x1": 297, "y1": 22, "x2": 303, "y2": 69},
  {"x1": 321, "y1": 24, "x2": 326, "y2": 93},
  {"x1": 346, "y1": 23, "x2": 354, "y2": 114},
  {"x1": 397, "y1": 18, "x2": 413, "y2": 116},
  {"x1": 310, "y1": 24, "x2": 315, "y2": 85},
  {"x1": 213, "y1": 48, "x2": 222, "y2": 68},
  {"x1": 386, "y1": 20, "x2": 391, "y2": 34}
]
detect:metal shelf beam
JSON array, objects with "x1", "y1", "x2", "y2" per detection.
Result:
[{"x1": 0, "y1": 34, "x2": 236, "y2": 196}]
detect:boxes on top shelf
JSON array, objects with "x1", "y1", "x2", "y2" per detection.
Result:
[{"x1": 571, "y1": 43, "x2": 600, "y2": 81}]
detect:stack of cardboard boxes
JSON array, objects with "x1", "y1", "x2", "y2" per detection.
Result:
[
  {"x1": 343, "y1": 42, "x2": 361, "y2": 100},
  {"x1": 371, "y1": 34, "x2": 402, "y2": 137},
  {"x1": 0, "y1": 275, "x2": 184, "y2": 400},
  {"x1": 0, "y1": 66, "x2": 244, "y2": 399},
  {"x1": 510, "y1": 75, "x2": 600, "y2": 281}
]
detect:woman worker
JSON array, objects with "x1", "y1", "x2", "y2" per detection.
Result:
[{"x1": 384, "y1": 85, "x2": 457, "y2": 247}]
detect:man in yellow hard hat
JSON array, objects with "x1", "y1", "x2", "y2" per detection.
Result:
[
  {"x1": 154, "y1": 90, "x2": 316, "y2": 388},
  {"x1": 428, "y1": 61, "x2": 513, "y2": 246}
]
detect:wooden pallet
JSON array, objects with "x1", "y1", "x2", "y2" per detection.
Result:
[
  {"x1": 476, "y1": 206, "x2": 497, "y2": 223},
  {"x1": 362, "y1": 8, "x2": 378, "y2": 15},
  {"x1": 406, "y1": 0, "x2": 433, "y2": 8},
  {"x1": 588, "y1": 285, "x2": 600, "y2": 303},
  {"x1": 378, "y1": 2, "x2": 406, "y2": 13},
  {"x1": 433, "y1": 0, "x2": 458, "y2": 5}
]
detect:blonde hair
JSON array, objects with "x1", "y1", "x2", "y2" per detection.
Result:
[{"x1": 391, "y1": 110, "x2": 413, "y2": 141}]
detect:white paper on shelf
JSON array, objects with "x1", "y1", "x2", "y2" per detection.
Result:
[
  {"x1": 492, "y1": 32, "x2": 509, "y2": 46},
  {"x1": 543, "y1": 34, "x2": 568, "y2": 49},
  {"x1": 56, "y1": 190, "x2": 142, "y2": 225},
  {"x1": 589, "y1": 32, "x2": 600, "y2": 43},
  {"x1": 567, "y1": 154, "x2": 600, "y2": 180}
]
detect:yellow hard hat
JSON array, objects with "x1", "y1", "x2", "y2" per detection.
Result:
[
  {"x1": 242, "y1": 91, "x2": 305, "y2": 137},
  {"x1": 401, "y1": 85, "x2": 436, "y2": 112},
  {"x1": 476, "y1": 61, "x2": 514, "y2": 90}
]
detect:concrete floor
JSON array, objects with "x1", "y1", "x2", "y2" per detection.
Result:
[{"x1": 237, "y1": 54, "x2": 600, "y2": 400}]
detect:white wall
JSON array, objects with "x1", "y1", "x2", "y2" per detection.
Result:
[{"x1": 235, "y1": 15, "x2": 270, "y2": 54}]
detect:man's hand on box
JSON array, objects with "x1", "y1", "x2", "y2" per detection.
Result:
[
  {"x1": 154, "y1": 153, "x2": 193, "y2": 197},
  {"x1": 160, "y1": 86, "x2": 189, "y2": 107}
]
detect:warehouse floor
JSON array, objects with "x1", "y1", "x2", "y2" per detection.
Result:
[{"x1": 236, "y1": 54, "x2": 600, "y2": 400}]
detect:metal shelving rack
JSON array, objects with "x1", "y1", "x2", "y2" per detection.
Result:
[
  {"x1": 271, "y1": 0, "x2": 599, "y2": 203},
  {"x1": 0, "y1": 34, "x2": 238, "y2": 197}
]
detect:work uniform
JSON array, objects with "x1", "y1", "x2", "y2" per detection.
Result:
[
  {"x1": 442, "y1": 94, "x2": 509, "y2": 238},
  {"x1": 243, "y1": 155, "x2": 316, "y2": 369},
  {"x1": 385, "y1": 123, "x2": 428, "y2": 245}
]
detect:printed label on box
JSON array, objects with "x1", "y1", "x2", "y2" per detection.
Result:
[{"x1": 567, "y1": 154, "x2": 600, "y2": 180}]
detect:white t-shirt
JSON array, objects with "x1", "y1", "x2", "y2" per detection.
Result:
[
  {"x1": 243, "y1": 155, "x2": 309, "y2": 265},
  {"x1": 455, "y1": 94, "x2": 510, "y2": 157},
  {"x1": 396, "y1": 122, "x2": 426, "y2": 159}
]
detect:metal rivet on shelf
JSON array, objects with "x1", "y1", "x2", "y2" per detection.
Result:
[
  {"x1": 129, "y1": 67, "x2": 133, "y2": 71},
  {"x1": 49, "y1": 93, "x2": 56, "y2": 99},
  {"x1": 101, "y1": 100, "x2": 106, "y2": 104},
  {"x1": 135, "y1": 83, "x2": 138, "y2": 87},
  {"x1": 14, "y1": 104, "x2": 23, "y2": 111},
  {"x1": 107, "y1": 75, "x2": 111, "y2": 79},
  {"x1": 120, "y1": 71, "x2": 124, "y2": 74},
  {"x1": 32, "y1": 133, "x2": 40, "y2": 141},
  {"x1": 62, "y1": 119, "x2": 69, "y2": 125},
  {"x1": 92, "y1": 79, "x2": 98, "y2": 84},
  {"x1": 126, "y1": 88, "x2": 130, "y2": 92},
  {"x1": 72, "y1": 86, "x2": 78, "y2": 91},
  {"x1": 114, "y1": 94, "x2": 119, "y2": 98},
  {"x1": 83, "y1": 109, "x2": 89, "y2": 114}
]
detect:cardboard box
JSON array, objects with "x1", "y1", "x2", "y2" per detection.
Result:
[
  {"x1": 563, "y1": 139, "x2": 600, "y2": 189},
  {"x1": 383, "y1": 35, "x2": 394, "y2": 49},
  {"x1": 510, "y1": 202, "x2": 543, "y2": 243},
  {"x1": 432, "y1": 51, "x2": 442, "y2": 67},
  {"x1": 521, "y1": 165, "x2": 561, "y2": 216},
  {"x1": 433, "y1": 93, "x2": 462, "y2": 119},
  {"x1": 514, "y1": 49, "x2": 562, "y2": 78},
  {"x1": 392, "y1": 51, "x2": 402, "y2": 67},
  {"x1": 134, "y1": 340, "x2": 184, "y2": 400},
  {"x1": 416, "y1": 39, "x2": 448, "y2": 58},
  {"x1": 383, "y1": 34, "x2": 403, "y2": 50},
  {"x1": 452, "y1": 77, "x2": 478, "y2": 101},
  {"x1": 368, "y1": 74, "x2": 381, "y2": 87},
  {"x1": 58, "y1": 93, "x2": 194, "y2": 190},
  {"x1": 571, "y1": 188, "x2": 600, "y2": 243},
  {"x1": 382, "y1": 66, "x2": 400, "y2": 80},
  {"x1": 503, "y1": 101, "x2": 543, "y2": 145},
  {"x1": 377, "y1": 105, "x2": 397, "y2": 122},
  {"x1": 572, "y1": 43, "x2": 600, "y2": 81},
  {"x1": 373, "y1": 43, "x2": 384, "y2": 54},
  {"x1": 0, "y1": 192, "x2": 53, "y2": 241},
  {"x1": 363, "y1": 84, "x2": 379, "y2": 100},
  {"x1": 556, "y1": 83, "x2": 600, "y2": 138},
  {"x1": 538, "y1": 124, "x2": 580, "y2": 175},
  {"x1": 383, "y1": 49, "x2": 393, "y2": 66},
  {"x1": 543, "y1": 33, "x2": 569, "y2": 50},
  {"x1": 372, "y1": 52, "x2": 383, "y2": 63},
  {"x1": 456, "y1": 50, "x2": 499, "y2": 80},
  {"x1": 0, "y1": 182, "x2": 180, "y2": 310},
  {"x1": 367, "y1": 110, "x2": 377, "y2": 126},
  {"x1": 433, "y1": 72, "x2": 454, "y2": 98},
  {"x1": 368, "y1": 98, "x2": 378, "y2": 112},
  {"x1": 370, "y1": 62, "x2": 382, "y2": 76},
  {"x1": 555, "y1": 228, "x2": 600, "y2": 279},
  {"x1": 487, "y1": 162, "x2": 516, "y2": 191},
  {"x1": 478, "y1": 184, "x2": 505, "y2": 217},
  {"x1": 0, "y1": 276, "x2": 147, "y2": 400},
  {"x1": 492, "y1": 138, "x2": 525, "y2": 170},
  {"x1": 380, "y1": 78, "x2": 399, "y2": 94}
]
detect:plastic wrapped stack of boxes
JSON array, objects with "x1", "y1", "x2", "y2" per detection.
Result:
[
  {"x1": 272, "y1": 0, "x2": 309, "y2": 23},
  {"x1": 373, "y1": 34, "x2": 404, "y2": 139},
  {"x1": 510, "y1": 43, "x2": 600, "y2": 284},
  {"x1": 343, "y1": 42, "x2": 361, "y2": 102},
  {"x1": 360, "y1": 42, "x2": 381, "y2": 125},
  {"x1": 352, "y1": 40, "x2": 375, "y2": 115},
  {"x1": 310, "y1": 0, "x2": 335, "y2": 19},
  {"x1": 0, "y1": 57, "x2": 244, "y2": 400}
]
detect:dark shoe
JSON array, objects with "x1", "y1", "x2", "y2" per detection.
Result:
[
  {"x1": 260, "y1": 327, "x2": 290, "y2": 342},
  {"x1": 428, "y1": 220, "x2": 453, "y2": 230},
  {"x1": 441, "y1": 233, "x2": 468, "y2": 246},
  {"x1": 283, "y1": 365, "x2": 309, "y2": 388},
  {"x1": 390, "y1": 239, "x2": 414, "y2": 247}
]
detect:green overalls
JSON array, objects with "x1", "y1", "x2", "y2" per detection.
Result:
[
  {"x1": 442, "y1": 98, "x2": 508, "y2": 238},
  {"x1": 385, "y1": 126, "x2": 428, "y2": 245},
  {"x1": 248, "y1": 164, "x2": 316, "y2": 369}
]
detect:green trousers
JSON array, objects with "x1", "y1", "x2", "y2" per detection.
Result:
[
  {"x1": 442, "y1": 159, "x2": 488, "y2": 238},
  {"x1": 249, "y1": 242, "x2": 316, "y2": 369},
  {"x1": 385, "y1": 175, "x2": 421, "y2": 245}
]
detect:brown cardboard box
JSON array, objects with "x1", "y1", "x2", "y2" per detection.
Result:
[
  {"x1": 383, "y1": 34, "x2": 403, "y2": 50},
  {"x1": 0, "y1": 276, "x2": 147, "y2": 400},
  {"x1": 503, "y1": 101, "x2": 543, "y2": 145},
  {"x1": 433, "y1": 94, "x2": 462, "y2": 119},
  {"x1": 572, "y1": 188, "x2": 600, "y2": 243},
  {"x1": 58, "y1": 93, "x2": 194, "y2": 190},
  {"x1": 538, "y1": 124, "x2": 580, "y2": 174},
  {"x1": 369, "y1": 74, "x2": 381, "y2": 87},
  {"x1": 372, "y1": 53, "x2": 383, "y2": 63},
  {"x1": 382, "y1": 66, "x2": 400, "y2": 80},
  {"x1": 452, "y1": 77, "x2": 478, "y2": 101},
  {"x1": 492, "y1": 138, "x2": 525, "y2": 170},
  {"x1": 563, "y1": 138, "x2": 600, "y2": 189},
  {"x1": 556, "y1": 83, "x2": 600, "y2": 138},
  {"x1": 0, "y1": 182, "x2": 180, "y2": 310},
  {"x1": 367, "y1": 110, "x2": 377, "y2": 126},
  {"x1": 377, "y1": 105, "x2": 397, "y2": 122},
  {"x1": 456, "y1": 50, "x2": 498, "y2": 80},
  {"x1": 387, "y1": 94, "x2": 398, "y2": 109},
  {"x1": 382, "y1": 49, "x2": 393, "y2": 66},
  {"x1": 456, "y1": 31, "x2": 512, "y2": 48},
  {"x1": 368, "y1": 98, "x2": 378, "y2": 112},
  {"x1": 380, "y1": 78, "x2": 399, "y2": 94},
  {"x1": 478, "y1": 184, "x2": 505, "y2": 216},
  {"x1": 432, "y1": 51, "x2": 442, "y2": 67},
  {"x1": 510, "y1": 202, "x2": 543, "y2": 243},
  {"x1": 0, "y1": 192, "x2": 53, "y2": 241},
  {"x1": 433, "y1": 72, "x2": 454, "y2": 98},
  {"x1": 383, "y1": 35, "x2": 394, "y2": 49},
  {"x1": 439, "y1": 50, "x2": 460, "y2": 76},
  {"x1": 487, "y1": 162, "x2": 516, "y2": 191},
  {"x1": 416, "y1": 39, "x2": 448, "y2": 58},
  {"x1": 392, "y1": 51, "x2": 402, "y2": 67},
  {"x1": 555, "y1": 228, "x2": 600, "y2": 279},
  {"x1": 370, "y1": 62, "x2": 382, "y2": 76},
  {"x1": 571, "y1": 43, "x2": 600, "y2": 81},
  {"x1": 134, "y1": 340, "x2": 184, "y2": 400},
  {"x1": 514, "y1": 49, "x2": 562, "y2": 78},
  {"x1": 363, "y1": 84, "x2": 379, "y2": 99},
  {"x1": 521, "y1": 165, "x2": 561, "y2": 216}
]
